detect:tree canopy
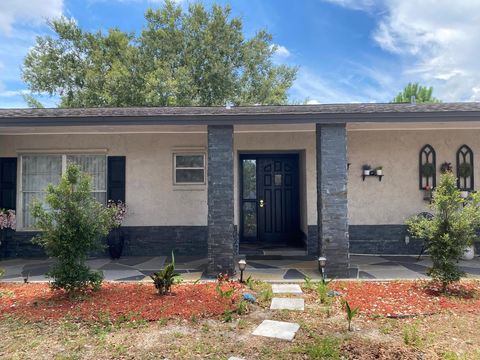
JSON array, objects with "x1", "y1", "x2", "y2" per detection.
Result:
[
  {"x1": 392, "y1": 82, "x2": 441, "y2": 104},
  {"x1": 22, "y1": 1, "x2": 297, "y2": 108}
]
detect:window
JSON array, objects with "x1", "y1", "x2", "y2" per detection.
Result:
[
  {"x1": 21, "y1": 154, "x2": 107, "y2": 228},
  {"x1": 419, "y1": 144, "x2": 436, "y2": 190},
  {"x1": 173, "y1": 153, "x2": 205, "y2": 184},
  {"x1": 456, "y1": 145, "x2": 474, "y2": 190}
]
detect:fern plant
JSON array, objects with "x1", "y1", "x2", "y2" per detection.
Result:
[
  {"x1": 342, "y1": 299, "x2": 359, "y2": 331},
  {"x1": 150, "y1": 252, "x2": 180, "y2": 295}
]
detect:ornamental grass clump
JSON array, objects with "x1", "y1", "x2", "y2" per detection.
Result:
[
  {"x1": 407, "y1": 172, "x2": 480, "y2": 291},
  {"x1": 32, "y1": 164, "x2": 116, "y2": 294}
]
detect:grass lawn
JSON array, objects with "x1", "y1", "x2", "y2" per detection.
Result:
[{"x1": 2, "y1": 279, "x2": 480, "y2": 359}]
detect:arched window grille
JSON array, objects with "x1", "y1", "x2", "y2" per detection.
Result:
[
  {"x1": 456, "y1": 145, "x2": 474, "y2": 190},
  {"x1": 419, "y1": 144, "x2": 436, "y2": 190}
]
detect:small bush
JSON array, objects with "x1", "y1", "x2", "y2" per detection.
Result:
[
  {"x1": 150, "y1": 253, "x2": 180, "y2": 295},
  {"x1": 32, "y1": 164, "x2": 116, "y2": 293},
  {"x1": 407, "y1": 172, "x2": 480, "y2": 290},
  {"x1": 0, "y1": 268, "x2": 4, "y2": 279}
]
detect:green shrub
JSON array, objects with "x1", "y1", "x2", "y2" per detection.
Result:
[
  {"x1": 406, "y1": 172, "x2": 480, "y2": 290},
  {"x1": 32, "y1": 164, "x2": 116, "y2": 293},
  {"x1": 0, "y1": 268, "x2": 4, "y2": 279},
  {"x1": 317, "y1": 278, "x2": 332, "y2": 304},
  {"x1": 150, "y1": 253, "x2": 180, "y2": 295}
]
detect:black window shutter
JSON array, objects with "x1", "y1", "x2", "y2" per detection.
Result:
[
  {"x1": 0, "y1": 158, "x2": 17, "y2": 210},
  {"x1": 107, "y1": 156, "x2": 126, "y2": 202}
]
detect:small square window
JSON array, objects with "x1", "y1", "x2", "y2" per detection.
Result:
[{"x1": 174, "y1": 153, "x2": 206, "y2": 185}]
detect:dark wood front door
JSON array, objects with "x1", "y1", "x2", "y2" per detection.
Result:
[{"x1": 257, "y1": 155, "x2": 300, "y2": 243}]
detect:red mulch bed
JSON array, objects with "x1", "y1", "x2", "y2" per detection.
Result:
[
  {"x1": 332, "y1": 280, "x2": 480, "y2": 318},
  {"x1": 0, "y1": 282, "x2": 240, "y2": 322}
]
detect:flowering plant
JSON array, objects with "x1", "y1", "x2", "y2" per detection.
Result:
[
  {"x1": 440, "y1": 162, "x2": 453, "y2": 173},
  {"x1": 0, "y1": 209, "x2": 16, "y2": 230},
  {"x1": 107, "y1": 200, "x2": 127, "y2": 227}
]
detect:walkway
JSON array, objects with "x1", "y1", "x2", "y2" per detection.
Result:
[{"x1": 1, "y1": 255, "x2": 480, "y2": 282}]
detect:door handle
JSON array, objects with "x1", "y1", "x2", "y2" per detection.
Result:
[{"x1": 259, "y1": 199, "x2": 265, "y2": 208}]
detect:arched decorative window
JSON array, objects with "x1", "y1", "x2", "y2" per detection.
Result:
[
  {"x1": 456, "y1": 145, "x2": 474, "y2": 190},
  {"x1": 419, "y1": 144, "x2": 436, "y2": 190}
]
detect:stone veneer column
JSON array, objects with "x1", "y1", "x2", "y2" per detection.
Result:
[
  {"x1": 207, "y1": 125, "x2": 235, "y2": 275},
  {"x1": 316, "y1": 124, "x2": 349, "y2": 277}
]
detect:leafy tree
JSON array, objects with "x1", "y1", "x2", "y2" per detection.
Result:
[
  {"x1": 32, "y1": 164, "x2": 116, "y2": 293},
  {"x1": 392, "y1": 83, "x2": 441, "y2": 104},
  {"x1": 22, "y1": 94, "x2": 44, "y2": 108},
  {"x1": 406, "y1": 172, "x2": 480, "y2": 290},
  {"x1": 22, "y1": 1, "x2": 297, "y2": 108}
]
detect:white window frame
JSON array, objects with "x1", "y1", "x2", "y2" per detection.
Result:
[
  {"x1": 18, "y1": 152, "x2": 107, "y2": 230},
  {"x1": 173, "y1": 152, "x2": 206, "y2": 185}
]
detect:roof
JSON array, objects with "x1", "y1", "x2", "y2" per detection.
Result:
[{"x1": 0, "y1": 102, "x2": 480, "y2": 126}]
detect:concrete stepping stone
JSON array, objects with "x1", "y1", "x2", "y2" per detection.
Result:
[
  {"x1": 228, "y1": 357, "x2": 246, "y2": 360},
  {"x1": 270, "y1": 297, "x2": 304, "y2": 311},
  {"x1": 272, "y1": 283, "x2": 303, "y2": 295},
  {"x1": 252, "y1": 320, "x2": 300, "y2": 341}
]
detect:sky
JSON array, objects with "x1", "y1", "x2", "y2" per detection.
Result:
[{"x1": 1, "y1": 0, "x2": 480, "y2": 108}]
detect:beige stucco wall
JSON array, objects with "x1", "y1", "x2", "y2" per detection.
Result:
[
  {"x1": 0, "y1": 132, "x2": 209, "y2": 228},
  {"x1": 6, "y1": 124, "x2": 474, "y2": 230},
  {"x1": 347, "y1": 128, "x2": 480, "y2": 225},
  {"x1": 0, "y1": 124, "x2": 318, "y2": 231}
]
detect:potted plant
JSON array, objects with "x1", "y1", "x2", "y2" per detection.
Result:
[
  {"x1": 107, "y1": 200, "x2": 127, "y2": 260},
  {"x1": 421, "y1": 162, "x2": 435, "y2": 178},
  {"x1": 362, "y1": 164, "x2": 372, "y2": 176},
  {"x1": 375, "y1": 166, "x2": 383, "y2": 176},
  {"x1": 462, "y1": 244, "x2": 475, "y2": 260},
  {"x1": 0, "y1": 209, "x2": 16, "y2": 259},
  {"x1": 440, "y1": 162, "x2": 452, "y2": 173},
  {"x1": 458, "y1": 162, "x2": 473, "y2": 178}
]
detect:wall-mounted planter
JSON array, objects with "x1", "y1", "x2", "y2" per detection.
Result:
[
  {"x1": 362, "y1": 174, "x2": 384, "y2": 182},
  {"x1": 423, "y1": 189, "x2": 432, "y2": 202}
]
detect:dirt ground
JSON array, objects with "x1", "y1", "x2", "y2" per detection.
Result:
[{"x1": 2, "y1": 280, "x2": 480, "y2": 359}]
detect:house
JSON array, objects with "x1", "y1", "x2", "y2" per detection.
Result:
[{"x1": 0, "y1": 103, "x2": 479, "y2": 277}]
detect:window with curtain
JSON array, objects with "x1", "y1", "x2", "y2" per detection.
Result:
[
  {"x1": 22, "y1": 155, "x2": 62, "y2": 228},
  {"x1": 67, "y1": 155, "x2": 107, "y2": 204},
  {"x1": 21, "y1": 154, "x2": 107, "y2": 228}
]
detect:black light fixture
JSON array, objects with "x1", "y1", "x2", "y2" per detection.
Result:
[
  {"x1": 318, "y1": 257, "x2": 327, "y2": 279},
  {"x1": 238, "y1": 259, "x2": 247, "y2": 283}
]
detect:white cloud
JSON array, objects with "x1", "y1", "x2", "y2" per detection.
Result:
[
  {"x1": 323, "y1": 0, "x2": 376, "y2": 11},
  {"x1": 371, "y1": 0, "x2": 480, "y2": 101},
  {"x1": 0, "y1": 0, "x2": 63, "y2": 35},
  {"x1": 273, "y1": 44, "x2": 291, "y2": 58}
]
